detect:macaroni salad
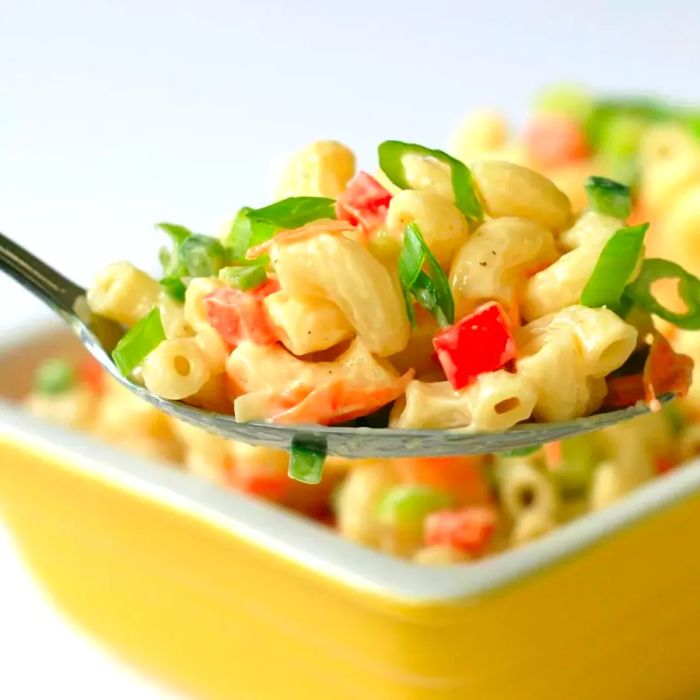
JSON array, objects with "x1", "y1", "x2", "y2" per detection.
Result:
[{"x1": 24, "y1": 96, "x2": 700, "y2": 564}]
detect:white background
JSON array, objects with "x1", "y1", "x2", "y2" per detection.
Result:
[{"x1": 1, "y1": 1, "x2": 699, "y2": 697}]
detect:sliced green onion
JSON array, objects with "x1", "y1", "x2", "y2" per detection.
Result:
[
  {"x1": 112, "y1": 307, "x2": 166, "y2": 376},
  {"x1": 584, "y1": 176, "x2": 632, "y2": 219},
  {"x1": 663, "y1": 403, "x2": 686, "y2": 437},
  {"x1": 219, "y1": 265, "x2": 267, "y2": 291},
  {"x1": 34, "y1": 359, "x2": 76, "y2": 396},
  {"x1": 554, "y1": 436, "x2": 600, "y2": 497},
  {"x1": 378, "y1": 140, "x2": 483, "y2": 221},
  {"x1": 180, "y1": 234, "x2": 226, "y2": 277},
  {"x1": 625, "y1": 258, "x2": 700, "y2": 329},
  {"x1": 398, "y1": 222, "x2": 454, "y2": 328},
  {"x1": 246, "y1": 197, "x2": 336, "y2": 229},
  {"x1": 225, "y1": 207, "x2": 274, "y2": 264},
  {"x1": 375, "y1": 485, "x2": 452, "y2": 533},
  {"x1": 534, "y1": 84, "x2": 593, "y2": 123},
  {"x1": 156, "y1": 222, "x2": 192, "y2": 246},
  {"x1": 156, "y1": 222, "x2": 192, "y2": 278},
  {"x1": 501, "y1": 444, "x2": 541, "y2": 458},
  {"x1": 581, "y1": 223, "x2": 648, "y2": 310},
  {"x1": 230, "y1": 197, "x2": 335, "y2": 260},
  {"x1": 288, "y1": 435, "x2": 327, "y2": 484},
  {"x1": 159, "y1": 276, "x2": 187, "y2": 303}
]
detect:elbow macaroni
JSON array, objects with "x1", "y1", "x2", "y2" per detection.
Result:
[
  {"x1": 471, "y1": 161, "x2": 572, "y2": 231},
  {"x1": 276, "y1": 140, "x2": 355, "y2": 199},
  {"x1": 272, "y1": 233, "x2": 410, "y2": 356},
  {"x1": 385, "y1": 189, "x2": 469, "y2": 268},
  {"x1": 449, "y1": 217, "x2": 556, "y2": 317},
  {"x1": 142, "y1": 338, "x2": 211, "y2": 400},
  {"x1": 263, "y1": 291, "x2": 353, "y2": 355},
  {"x1": 522, "y1": 211, "x2": 625, "y2": 320},
  {"x1": 516, "y1": 306, "x2": 636, "y2": 421},
  {"x1": 390, "y1": 371, "x2": 536, "y2": 432},
  {"x1": 87, "y1": 262, "x2": 160, "y2": 327}
]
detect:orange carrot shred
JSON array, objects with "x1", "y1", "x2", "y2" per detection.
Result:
[{"x1": 245, "y1": 220, "x2": 358, "y2": 259}]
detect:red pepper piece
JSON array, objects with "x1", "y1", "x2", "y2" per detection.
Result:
[
  {"x1": 432, "y1": 301, "x2": 516, "y2": 391},
  {"x1": 523, "y1": 115, "x2": 590, "y2": 169},
  {"x1": 424, "y1": 506, "x2": 497, "y2": 553},
  {"x1": 336, "y1": 171, "x2": 392, "y2": 233},
  {"x1": 203, "y1": 280, "x2": 279, "y2": 348}
]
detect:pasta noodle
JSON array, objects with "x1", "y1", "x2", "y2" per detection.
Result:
[
  {"x1": 87, "y1": 262, "x2": 160, "y2": 327},
  {"x1": 449, "y1": 217, "x2": 556, "y2": 317},
  {"x1": 390, "y1": 371, "x2": 536, "y2": 432},
  {"x1": 142, "y1": 338, "x2": 211, "y2": 400},
  {"x1": 263, "y1": 291, "x2": 354, "y2": 355},
  {"x1": 471, "y1": 160, "x2": 573, "y2": 231},
  {"x1": 277, "y1": 140, "x2": 355, "y2": 199},
  {"x1": 272, "y1": 233, "x2": 410, "y2": 356},
  {"x1": 385, "y1": 189, "x2": 469, "y2": 268}
]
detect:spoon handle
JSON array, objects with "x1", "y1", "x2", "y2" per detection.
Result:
[{"x1": 0, "y1": 232, "x2": 85, "y2": 316}]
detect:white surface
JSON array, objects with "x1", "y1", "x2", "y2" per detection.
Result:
[{"x1": 1, "y1": 0, "x2": 700, "y2": 697}]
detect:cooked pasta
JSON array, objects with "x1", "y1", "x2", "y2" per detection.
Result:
[
  {"x1": 142, "y1": 338, "x2": 211, "y2": 400},
  {"x1": 390, "y1": 371, "x2": 537, "y2": 432},
  {"x1": 263, "y1": 291, "x2": 354, "y2": 355},
  {"x1": 385, "y1": 189, "x2": 469, "y2": 267},
  {"x1": 272, "y1": 232, "x2": 410, "y2": 356},
  {"x1": 449, "y1": 216, "x2": 556, "y2": 317},
  {"x1": 87, "y1": 262, "x2": 161, "y2": 327},
  {"x1": 276, "y1": 140, "x2": 355, "y2": 199}
]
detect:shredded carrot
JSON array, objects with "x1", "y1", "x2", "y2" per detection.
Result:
[
  {"x1": 245, "y1": 220, "x2": 358, "y2": 259},
  {"x1": 543, "y1": 441, "x2": 563, "y2": 468},
  {"x1": 271, "y1": 370, "x2": 414, "y2": 425}
]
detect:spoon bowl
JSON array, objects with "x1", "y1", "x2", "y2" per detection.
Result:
[{"x1": 0, "y1": 232, "x2": 671, "y2": 458}]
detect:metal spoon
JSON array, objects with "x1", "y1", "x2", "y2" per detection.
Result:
[{"x1": 0, "y1": 232, "x2": 669, "y2": 458}]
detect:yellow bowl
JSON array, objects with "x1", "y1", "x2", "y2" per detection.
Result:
[{"x1": 2, "y1": 325, "x2": 700, "y2": 699}]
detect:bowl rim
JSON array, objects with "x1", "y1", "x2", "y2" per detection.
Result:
[{"x1": 2, "y1": 322, "x2": 700, "y2": 603}]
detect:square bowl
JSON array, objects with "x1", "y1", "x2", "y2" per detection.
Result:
[{"x1": 1, "y1": 324, "x2": 700, "y2": 700}]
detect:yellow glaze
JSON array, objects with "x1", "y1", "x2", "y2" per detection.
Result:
[{"x1": 1, "y1": 430, "x2": 700, "y2": 700}]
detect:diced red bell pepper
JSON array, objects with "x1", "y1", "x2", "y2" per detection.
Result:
[
  {"x1": 227, "y1": 470, "x2": 290, "y2": 502},
  {"x1": 79, "y1": 355, "x2": 106, "y2": 394},
  {"x1": 203, "y1": 280, "x2": 279, "y2": 348},
  {"x1": 424, "y1": 506, "x2": 497, "y2": 554},
  {"x1": 605, "y1": 334, "x2": 693, "y2": 411},
  {"x1": 523, "y1": 115, "x2": 590, "y2": 169},
  {"x1": 336, "y1": 171, "x2": 392, "y2": 233},
  {"x1": 433, "y1": 302, "x2": 516, "y2": 391},
  {"x1": 654, "y1": 455, "x2": 676, "y2": 475},
  {"x1": 643, "y1": 333, "x2": 694, "y2": 411}
]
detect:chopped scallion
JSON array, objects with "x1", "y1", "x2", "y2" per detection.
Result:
[
  {"x1": 584, "y1": 176, "x2": 632, "y2": 219},
  {"x1": 34, "y1": 359, "x2": 76, "y2": 396},
  {"x1": 378, "y1": 140, "x2": 482, "y2": 221},
  {"x1": 581, "y1": 223, "x2": 648, "y2": 310},
  {"x1": 156, "y1": 222, "x2": 192, "y2": 278},
  {"x1": 288, "y1": 435, "x2": 327, "y2": 484},
  {"x1": 398, "y1": 222, "x2": 454, "y2": 327},
  {"x1": 219, "y1": 265, "x2": 267, "y2": 291},
  {"x1": 375, "y1": 485, "x2": 452, "y2": 532},
  {"x1": 159, "y1": 276, "x2": 187, "y2": 303},
  {"x1": 625, "y1": 258, "x2": 700, "y2": 329},
  {"x1": 180, "y1": 234, "x2": 226, "y2": 277},
  {"x1": 246, "y1": 197, "x2": 337, "y2": 229},
  {"x1": 112, "y1": 307, "x2": 166, "y2": 376},
  {"x1": 501, "y1": 444, "x2": 541, "y2": 458}
]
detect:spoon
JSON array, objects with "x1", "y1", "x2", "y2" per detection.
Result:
[{"x1": 0, "y1": 232, "x2": 670, "y2": 458}]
